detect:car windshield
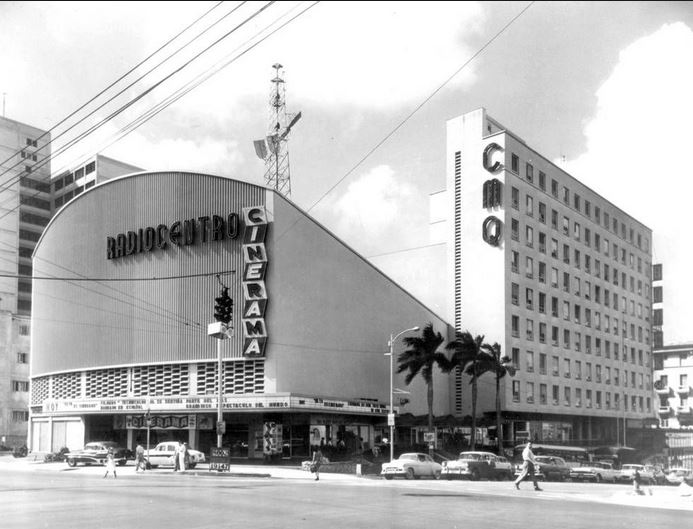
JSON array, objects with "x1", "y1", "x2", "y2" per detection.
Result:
[
  {"x1": 458, "y1": 453, "x2": 483, "y2": 461},
  {"x1": 399, "y1": 454, "x2": 418, "y2": 461},
  {"x1": 622, "y1": 465, "x2": 641, "y2": 470},
  {"x1": 535, "y1": 456, "x2": 551, "y2": 463}
]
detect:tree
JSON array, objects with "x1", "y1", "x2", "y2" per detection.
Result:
[
  {"x1": 397, "y1": 323, "x2": 448, "y2": 435},
  {"x1": 444, "y1": 331, "x2": 492, "y2": 451},
  {"x1": 479, "y1": 342, "x2": 515, "y2": 455}
]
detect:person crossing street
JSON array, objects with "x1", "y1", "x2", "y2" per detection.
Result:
[{"x1": 514, "y1": 441, "x2": 542, "y2": 491}]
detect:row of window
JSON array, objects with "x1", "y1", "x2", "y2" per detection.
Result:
[
  {"x1": 511, "y1": 268, "x2": 650, "y2": 321},
  {"x1": 20, "y1": 151, "x2": 37, "y2": 162},
  {"x1": 12, "y1": 410, "x2": 29, "y2": 423},
  {"x1": 52, "y1": 161, "x2": 96, "y2": 191},
  {"x1": 509, "y1": 153, "x2": 650, "y2": 252},
  {"x1": 510, "y1": 314, "x2": 651, "y2": 356},
  {"x1": 54, "y1": 180, "x2": 94, "y2": 208},
  {"x1": 510, "y1": 347, "x2": 650, "y2": 386},
  {"x1": 510, "y1": 379, "x2": 651, "y2": 413},
  {"x1": 510, "y1": 217, "x2": 651, "y2": 290}
]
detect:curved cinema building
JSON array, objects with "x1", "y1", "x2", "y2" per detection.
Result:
[{"x1": 29, "y1": 171, "x2": 452, "y2": 458}]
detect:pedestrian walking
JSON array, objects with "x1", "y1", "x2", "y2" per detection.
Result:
[
  {"x1": 103, "y1": 448, "x2": 117, "y2": 479},
  {"x1": 311, "y1": 447, "x2": 323, "y2": 481},
  {"x1": 134, "y1": 443, "x2": 146, "y2": 472},
  {"x1": 179, "y1": 442, "x2": 189, "y2": 471},
  {"x1": 633, "y1": 468, "x2": 643, "y2": 495},
  {"x1": 174, "y1": 441, "x2": 181, "y2": 471},
  {"x1": 514, "y1": 441, "x2": 542, "y2": 491}
]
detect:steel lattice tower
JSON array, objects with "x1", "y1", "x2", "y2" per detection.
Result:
[{"x1": 260, "y1": 63, "x2": 302, "y2": 198}]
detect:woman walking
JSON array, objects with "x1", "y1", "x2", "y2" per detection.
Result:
[
  {"x1": 311, "y1": 447, "x2": 323, "y2": 481},
  {"x1": 103, "y1": 448, "x2": 117, "y2": 479}
]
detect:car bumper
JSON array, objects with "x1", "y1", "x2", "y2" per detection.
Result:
[{"x1": 441, "y1": 468, "x2": 472, "y2": 478}]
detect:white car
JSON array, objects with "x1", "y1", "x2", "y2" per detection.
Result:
[
  {"x1": 664, "y1": 467, "x2": 693, "y2": 485},
  {"x1": 381, "y1": 452, "x2": 442, "y2": 480},
  {"x1": 569, "y1": 461, "x2": 617, "y2": 483},
  {"x1": 442, "y1": 451, "x2": 513, "y2": 480},
  {"x1": 616, "y1": 464, "x2": 655, "y2": 485},
  {"x1": 146, "y1": 442, "x2": 206, "y2": 469}
]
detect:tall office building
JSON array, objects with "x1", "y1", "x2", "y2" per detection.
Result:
[
  {"x1": 438, "y1": 108, "x2": 656, "y2": 446},
  {"x1": 0, "y1": 116, "x2": 142, "y2": 448},
  {"x1": 0, "y1": 116, "x2": 52, "y2": 447}
]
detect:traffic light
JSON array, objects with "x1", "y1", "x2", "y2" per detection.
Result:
[{"x1": 214, "y1": 287, "x2": 233, "y2": 325}]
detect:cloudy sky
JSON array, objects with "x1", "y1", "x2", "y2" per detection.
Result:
[{"x1": 2, "y1": 1, "x2": 693, "y2": 342}]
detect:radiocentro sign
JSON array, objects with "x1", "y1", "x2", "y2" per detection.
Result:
[{"x1": 106, "y1": 213, "x2": 240, "y2": 259}]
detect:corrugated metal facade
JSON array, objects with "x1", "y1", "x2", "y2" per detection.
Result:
[{"x1": 32, "y1": 172, "x2": 267, "y2": 375}]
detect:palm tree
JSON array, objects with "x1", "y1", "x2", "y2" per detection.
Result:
[
  {"x1": 479, "y1": 342, "x2": 515, "y2": 455},
  {"x1": 397, "y1": 323, "x2": 448, "y2": 435},
  {"x1": 444, "y1": 331, "x2": 491, "y2": 450}
]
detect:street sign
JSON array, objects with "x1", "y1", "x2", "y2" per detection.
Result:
[
  {"x1": 217, "y1": 420, "x2": 226, "y2": 435},
  {"x1": 423, "y1": 432, "x2": 436, "y2": 443},
  {"x1": 387, "y1": 413, "x2": 395, "y2": 426},
  {"x1": 210, "y1": 447, "x2": 230, "y2": 472}
]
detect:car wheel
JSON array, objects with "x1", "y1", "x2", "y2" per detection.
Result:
[
  {"x1": 66, "y1": 459, "x2": 76, "y2": 467},
  {"x1": 471, "y1": 469, "x2": 480, "y2": 481},
  {"x1": 189, "y1": 463, "x2": 197, "y2": 469},
  {"x1": 595, "y1": 474, "x2": 602, "y2": 483},
  {"x1": 118, "y1": 460, "x2": 127, "y2": 466},
  {"x1": 384, "y1": 475, "x2": 394, "y2": 480},
  {"x1": 433, "y1": 470, "x2": 441, "y2": 480},
  {"x1": 405, "y1": 468, "x2": 415, "y2": 480}
]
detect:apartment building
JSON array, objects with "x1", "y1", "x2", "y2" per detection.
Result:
[
  {"x1": 439, "y1": 108, "x2": 656, "y2": 447},
  {"x1": 0, "y1": 116, "x2": 51, "y2": 447}
]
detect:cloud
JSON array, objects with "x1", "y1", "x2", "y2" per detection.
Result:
[
  {"x1": 314, "y1": 164, "x2": 423, "y2": 255},
  {"x1": 562, "y1": 22, "x2": 693, "y2": 343}
]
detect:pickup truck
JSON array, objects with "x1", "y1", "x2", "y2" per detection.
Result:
[
  {"x1": 569, "y1": 461, "x2": 617, "y2": 483},
  {"x1": 65, "y1": 441, "x2": 129, "y2": 467}
]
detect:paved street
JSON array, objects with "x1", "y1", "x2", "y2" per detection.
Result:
[{"x1": 3, "y1": 459, "x2": 693, "y2": 529}]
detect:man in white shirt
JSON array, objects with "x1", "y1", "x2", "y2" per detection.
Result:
[{"x1": 514, "y1": 441, "x2": 542, "y2": 491}]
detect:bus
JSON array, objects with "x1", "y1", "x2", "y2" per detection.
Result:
[
  {"x1": 513, "y1": 443, "x2": 591, "y2": 468},
  {"x1": 589, "y1": 446, "x2": 639, "y2": 468}
]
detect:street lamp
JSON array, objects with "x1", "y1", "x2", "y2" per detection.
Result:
[{"x1": 385, "y1": 326, "x2": 420, "y2": 462}]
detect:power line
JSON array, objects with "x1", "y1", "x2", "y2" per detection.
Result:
[
  {"x1": 0, "y1": 1, "x2": 229, "y2": 180},
  {"x1": 0, "y1": 1, "x2": 271, "y2": 198},
  {"x1": 273, "y1": 1, "x2": 535, "y2": 244},
  {"x1": 367, "y1": 242, "x2": 446, "y2": 260},
  {"x1": 0, "y1": 269, "x2": 234, "y2": 282}
]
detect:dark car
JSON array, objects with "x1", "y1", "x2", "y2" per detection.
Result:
[
  {"x1": 65, "y1": 441, "x2": 129, "y2": 467},
  {"x1": 533, "y1": 455, "x2": 572, "y2": 481}
]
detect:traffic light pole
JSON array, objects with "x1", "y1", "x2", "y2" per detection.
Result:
[{"x1": 217, "y1": 332, "x2": 223, "y2": 449}]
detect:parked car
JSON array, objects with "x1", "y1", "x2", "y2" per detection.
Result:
[
  {"x1": 381, "y1": 452, "x2": 442, "y2": 480},
  {"x1": 616, "y1": 464, "x2": 655, "y2": 485},
  {"x1": 569, "y1": 461, "x2": 617, "y2": 483},
  {"x1": 146, "y1": 442, "x2": 206, "y2": 469},
  {"x1": 664, "y1": 467, "x2": 693, "y2": 486},
  {"x1": 533, "y1": 455, "x2": 572, "y2": 481},
  {"x1": 441, "y1": 451, "x2": 513, "y2": 481},
  {"x1": 65, "y1": 441, "x2": 129, "y2": 467}
]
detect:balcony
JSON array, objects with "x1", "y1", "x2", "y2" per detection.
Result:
[
  {"x1": 677, "y1": 385, "x2": 690, "y2": 396},
  {"x1": 658, "y1": 405, "x2": 674, "y2": 417},
  {"x1": 676, "y1": 406, "x2": 693, "y2": 417},
  {"x1": 655, "y1": 383, "x2": 673, "y2": 396}
]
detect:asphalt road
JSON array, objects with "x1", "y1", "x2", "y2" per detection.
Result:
[{"x1": 2, "y1": 468, "x2": 690, "y2": 529}]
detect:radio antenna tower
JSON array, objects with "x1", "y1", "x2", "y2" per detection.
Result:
[{"x1": 253, "y1": 63, "x2": 302, "y2": 198}]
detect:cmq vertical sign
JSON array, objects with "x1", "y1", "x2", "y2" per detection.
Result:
[{"x1": 242, "y1": 207, "x2": 269, "y2": 357}]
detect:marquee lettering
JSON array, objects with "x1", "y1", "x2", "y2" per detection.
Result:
[
  {"x1": 483, "y1": 142, "x2": 503, "y2": 173},
  {"x1": 242, "y1": 206, "x2": 269, "y2": 358},
  {"x1": 106, "y1": 212, "x2": 240, "y2": 260},
  {"x1": 482, "y1": 215, "x2": 502, "y2": 247}
]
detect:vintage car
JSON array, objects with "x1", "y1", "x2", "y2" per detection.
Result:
[
  {"x1": 442, "y1": 451, "x2": 513, "y2": 481},
  {"x1": 569, "y1": 461, "x2": 617, "y2": 483},
  {"x1": 65, "y1": 441, "x2": 129, "y2": 467},
  {"x1": 616, "y1": 464, "x2": 655, "y2": 485},
  {"x1": 145, "y1": 441, "x2": 206, "y2": 469},
  {"x1": 664, "y1": 467, "x2": 693, "y2": 485},
  {"x1": 381, "y1": 452, "x2": 442, "y2": 480},
  {"x1": 532, "y1": 455, "x2": 572, "y2": 481}
]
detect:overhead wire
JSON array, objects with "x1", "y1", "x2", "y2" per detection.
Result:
[
  {"x1": 273, "y1": 1, "x2": 536, "y2": 245},
  {"x1": 0, "y1": 0, "x2": 229, "y2": 181},
  {"x1": 0, "y1": 1, "x2": 273, "y2": 202}
]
